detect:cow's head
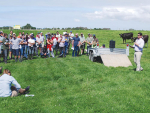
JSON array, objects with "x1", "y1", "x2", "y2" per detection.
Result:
[{"x1": 119, "y1": 34, "x2": 123, "y2": 38}]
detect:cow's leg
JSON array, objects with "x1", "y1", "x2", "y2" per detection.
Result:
[{"x1": 123, "y1": 39, "x2": 124, "y2": 44}]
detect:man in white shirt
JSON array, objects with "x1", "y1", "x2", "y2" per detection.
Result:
[
  {"x1": 56, "y1": 31, "x2": 60, "y2": 38},
  {"x1": 130, "y1": 33, "x2": 144, "y2": 71},
  {"x1": 28, "y1": 35, "x2": 35, "y2": 60},
  {"x1": 40, "y1": 32, "x2": 45, "y2": 48}
]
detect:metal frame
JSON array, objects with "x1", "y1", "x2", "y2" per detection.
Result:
[{"x1": 88, "y1": 44, "x2": 129, "y2": 62}]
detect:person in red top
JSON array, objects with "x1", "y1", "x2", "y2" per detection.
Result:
[
  {"x1": 47, "y1": 37, "x2": 54, "y2": 57},
  {"x1": 52, "y1": 34, "x2": 58, "y2": 56}
]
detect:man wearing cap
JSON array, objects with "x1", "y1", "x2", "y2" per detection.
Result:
[
  {"x1": 10, "y1": 33, "x2": 22, "y2": 62},
  {"x1": 69, "y1": 31, "x2": 74, "y2": 40},
  {"x1": 79, "y1": 33, "x2": 85, "y2": 55},
  {"x1": 130, "y1": 33, "x2": 144, "y2": 71},
  {"x1": 92, "y1": 34, "x2": 99, "y2": 47},
  {"x1": 86, "y1": 33, "x2": 94, "y2": 55},
  {"x1": 72, "y1": 33, "x2": 80, "y2": 57}
]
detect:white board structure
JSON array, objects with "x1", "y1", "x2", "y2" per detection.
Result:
[{"x1": 100, "y1": 54, "x2": 132, "y2": 67}]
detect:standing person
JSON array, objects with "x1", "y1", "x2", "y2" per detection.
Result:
[
  {"x1": 79, "y1": 33, "x2": 85, "y2": 55},
  {"x1": 18, "y1": 35, "x2": 23, "y2": 61},
  {"x1": 92, "y1": 34, "x2": 99, "y2": 47},
  {"x1": 56, "y1": 31, "x2": 60, "y2": 38},
  {"x1": 8, "y1": 30, "x2": 13, "y2": 39},
  {"x1": 17, "y1": 32, "x2": 22, "y2": 38},
  {"x1": 69, "y1": 31, "x2": 74, "y2": 40},
  {"x1": 20, "y1": 35, "x2": 27, "y2": 61},
  {"x1": 0, "y1": 32, "x2": 4, "y2": 62},
  {"x1": 9, "y1": 35, "x2": 13, "y2": 60},
  {"x1": 68, "y1": 31, "x2": 74, "y2": 52},
  {"x1": 22, "y1": 31, "x2": 25, "y2": 35},
  {"x1": 40, "y1": 32, "x2": 45, "y2": 49},
  {"x1": 72, "y1": 33, "x2": 80, "y2": 57},
  {"x1": 58, "y1": 34, "x2": 65, "y2": 57},
  {"x1": 52, "y1": 34, "x2": 58, "y2": 56},
  {"x1": 2, "y1": 33, "x2": 9, "y2": 64},
  {"x1": 32, "y1": 34, "x2": 38, "y2": 57},
  {"x1": 36, "y1": 33, "x2": 42, "y2": 56},
  {"x1": 86, "y1": 33, "x2": 93, "y2": 55},
  {"x1": 25, "y1": 33, "x2": 29, "y2": 59},
  {"x1": 47, "y1": 37, "x2": 54, "y2": 58},
  {"x1": 64, "y1": 33, "x2": 69, "y2": 57},
  {"x1": 28, "y1": 35, "x2": 35, "y2": 60},
  {"x1": 130, "y1": 33, "x2": 144, "y2": 71},
  {"x1": 11, "y1": 33, "x2": 22, "y2": 62}
]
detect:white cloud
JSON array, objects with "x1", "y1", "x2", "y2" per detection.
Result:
[
  {"x1": 74, "y1": 19, "x2": 81, "y2": 22},
  {"x1": 85, "y1": 6, "x2": 150, "y2": 22}
]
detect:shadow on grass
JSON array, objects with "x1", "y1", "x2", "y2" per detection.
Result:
[{"x1": 129, "y1": 68, "x2": 136, "y2": 71}]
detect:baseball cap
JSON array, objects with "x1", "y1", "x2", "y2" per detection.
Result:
[
  {"x1": 13, "y1": 33, "x2": 16, "y2": 35},
  {"x1": 81, "y1": 33, "x2": 83, "y2": 35},
  {"x1": 70, "y1": 31, "x2": 72, "y2": 32},
  {"x1": 75, "y1": 33, "x2": 78, "y2": 36},
  {"x1": 93, "y1": 34, "x2": 96, "y2": 37},
  {"x1": 47, "y1": 32, "x2": 50, "y2": 35}
]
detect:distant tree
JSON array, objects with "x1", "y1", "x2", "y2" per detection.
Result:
[{"x1": 22, "y1": 24, "x2": 36, "y2": 29}]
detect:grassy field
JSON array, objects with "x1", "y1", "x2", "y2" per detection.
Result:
[{"x1": 0, "y1": 30, "x2": 150, "y2": 113}]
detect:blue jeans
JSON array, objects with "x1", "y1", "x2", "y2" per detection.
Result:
[
  {"x1": 72, "y1": 46, "x2": 79, "y2": 57},
  {"x1": 87, "y1": 45, "x2": 91, "y2": 54},
  {"x1": 64, "y1": 45, "x2": 68, "y2": 56},
  {"x1": 20, "y1": 47, "x2": 27, "y2": 58},
  {"x1": 29, "y1": 47, "x2": 34, "y2": 55},
  {"x1": 26, "y1": 46, "x2": 29, "y2": 57}
]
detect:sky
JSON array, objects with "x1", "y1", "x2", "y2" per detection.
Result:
[{"x1": 1, "y1": 0, "x2": 150, "y2": 30}]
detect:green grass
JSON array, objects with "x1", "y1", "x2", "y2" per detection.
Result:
[{"x1": 0, "y1": 30, "x2": 150, "y2": 113}]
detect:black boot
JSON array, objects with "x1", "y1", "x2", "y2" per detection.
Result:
[
  {"x1": 19, "y1": 58, "x2": 21, "y2": 62},
  {"x1": 31, "y1": 55, "x2": 33, "y2": 60},
  {"x1": 28, "y1": 55, "x2": 30, "y2": 60},
  {"x1": 15, "y1": 57, "x2": 17, "y2": 62},
  {"x1": 4, "y1": 57, "x2": 7, "y2": 64},
  {"x1": 21, "y1": 55, "x2": 23, "y2": 62}
]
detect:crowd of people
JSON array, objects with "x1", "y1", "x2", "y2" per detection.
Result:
[{"x1": 0, "y1": 30, "x2": 105, "y2": 64}]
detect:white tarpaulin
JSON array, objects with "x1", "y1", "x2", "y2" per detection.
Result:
[{"x1": 101, "y1": 54, "x2": 132, "y2": 67}]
